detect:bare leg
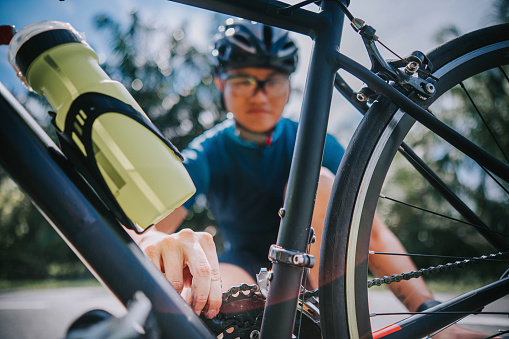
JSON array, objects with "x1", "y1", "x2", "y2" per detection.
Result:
[
  {"x1": 219, "y1": 263, "x2": 255, "y2": 291},
  {"x1": 308, "y1": 167, "x2": 335, "y2": 289}
]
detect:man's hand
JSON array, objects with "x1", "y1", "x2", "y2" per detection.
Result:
[{"x1": 138, "y1": 228, "x2": 222, "y2": 319}]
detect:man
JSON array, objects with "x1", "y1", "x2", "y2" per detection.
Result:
[
  {"x1": 141, "y1": 19, "x2": 490, "y2": 337},
  {"x1": 153, "y1": 17, "x2": 434, "y2": 306}
]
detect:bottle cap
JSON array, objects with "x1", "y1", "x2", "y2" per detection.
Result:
[{"x1": 8, "y1": 21, "x2": 87, "y2": 89}]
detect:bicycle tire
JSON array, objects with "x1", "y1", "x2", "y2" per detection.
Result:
[{"x1": 319, "y1": 23, "x2": 509, "y2": 339}]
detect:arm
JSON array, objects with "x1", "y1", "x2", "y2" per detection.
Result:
[{"x1": 154, "y1": 205, "x2": 188, "y2": 234}]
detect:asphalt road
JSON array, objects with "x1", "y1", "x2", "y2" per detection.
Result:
[
  {"x1": 0, "y1": 286, "x2": 507, "y2": 338},
  {"x1": 0, "y1": 286, "x2": 125, "y2": 339}
]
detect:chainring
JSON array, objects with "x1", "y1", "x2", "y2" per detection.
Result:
[{"x1": 201, "y1": 284, "x2": 320, "y2": 338}]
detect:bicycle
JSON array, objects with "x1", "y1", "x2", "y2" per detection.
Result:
[{"x1": 0, "y1": 0, "x2": 508, "y2": 338}]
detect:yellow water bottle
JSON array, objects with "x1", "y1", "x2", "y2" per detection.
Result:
[{"x1": 8, "y1": 21, "x2": 196, "y2": 231}]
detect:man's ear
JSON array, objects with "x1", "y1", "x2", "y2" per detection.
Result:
[
  {"x1": 286, "y1": 80, "x2": 291, "y2": 104},
  {"x1": 214, "y1": 77, "x2": 227, "y2": 112},
  {"x1": 214, "y1": 77, "x2": 224, "y2": 91}
]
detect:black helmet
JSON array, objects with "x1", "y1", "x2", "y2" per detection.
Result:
[{"x1": 212, "y1": 18, "x2": 298, "y2": 75}]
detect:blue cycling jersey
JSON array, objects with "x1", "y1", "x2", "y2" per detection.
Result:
[{"x1": 181, "y1": 117, "x2": 345, "y2": 262}]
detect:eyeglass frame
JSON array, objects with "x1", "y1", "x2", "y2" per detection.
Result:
[{"x1": 219, "y1": 73, "x2": 291, "y2": 98}]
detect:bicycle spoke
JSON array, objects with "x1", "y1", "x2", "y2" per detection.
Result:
[
  {"x1": 459, "y1": 81, "x2": 509, "y2": 162},
  {"x1": 480, "y1": 164, "x2": 509, "y2": 196},
  {"x1": 378, "y1": 194, "x2": 509, "y2": 239}
]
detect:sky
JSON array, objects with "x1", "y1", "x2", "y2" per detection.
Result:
[{"x1": 0, "y1": 0, "x2": 500, "y2": 145}]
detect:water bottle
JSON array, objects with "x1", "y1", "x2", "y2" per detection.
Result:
[{"x1": 8, "y1": 21, "x2": 196, "y2": 231}]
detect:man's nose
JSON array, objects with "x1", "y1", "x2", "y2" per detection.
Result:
[{"x1": 250, "y1": 82, "x2": 269, "y2": 100}]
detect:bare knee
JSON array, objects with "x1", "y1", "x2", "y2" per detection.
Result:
[
  {"x1": 219, "y1": 263, "x2": 255, "y2": 291},
  {"x1": 318, "y1": 167, "x2": 335, "y2": 193}
]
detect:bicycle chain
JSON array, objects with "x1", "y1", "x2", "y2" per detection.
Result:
[
  {"x1": 368, "y1": 251, "x2": 509, "y2": 288},
  {"x1": 222, "y1": 283, "x2": 260, "y2": 302},
  {"x1": 201, "y1": 283, "x2": 320, "y2": 338}
]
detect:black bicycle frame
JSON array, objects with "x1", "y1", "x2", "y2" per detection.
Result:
[{"x1": 2, "y1": 0, "x2": 509, "y2": 338}]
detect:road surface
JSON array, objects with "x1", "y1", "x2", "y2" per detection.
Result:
[{"x1": 0, "y1": 285, "x2": 507, "y2": 338}]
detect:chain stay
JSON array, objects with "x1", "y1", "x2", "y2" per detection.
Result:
[{"x1": 368, "y1": 252, "x2": 508, "y2": 288}]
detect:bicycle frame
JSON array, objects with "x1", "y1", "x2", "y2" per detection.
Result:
[{"x1": 1, "y1": 0, "x2": 508, "y2": 338}]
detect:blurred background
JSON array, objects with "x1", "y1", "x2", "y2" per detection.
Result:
[{"x1": 0, "y1": 0, "x2": 507, "y2": 286}]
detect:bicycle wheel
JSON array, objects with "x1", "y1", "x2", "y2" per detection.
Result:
[{"x1": 320, "y1": 24, "x2": 509, "y2": 338}]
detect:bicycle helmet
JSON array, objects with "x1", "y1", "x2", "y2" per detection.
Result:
[{"x1": 212, "y1": 18, "x2": 298, "y2": 75}]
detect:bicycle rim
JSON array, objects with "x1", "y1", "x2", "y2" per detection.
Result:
[{"x1": 320, "y1": 23, "x2": 509, "y2": 339}]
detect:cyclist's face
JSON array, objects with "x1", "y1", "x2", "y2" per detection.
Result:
[{"x1": 216, "y1": 67, "x2": 290, "y2": 133}]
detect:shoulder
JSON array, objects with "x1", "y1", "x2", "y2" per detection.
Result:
[
  {"x1": 274, "y1": 117, "x2": 298, "y2": 140},
  {"x1": 182, "y1": 119, "x2": 234, "y2": 160},
  {"x1": 279, "y1": 117, "x2": 299, "y2": 130},
  {"x1": 325, "y1": 132, "x2": 342, "y2": 149},
  {"x1": 323, "y1": 132, "x2": 344, "y2": 173},
  {"x1": 188, "y1": 119, "x2": 234, "y2": 150}
]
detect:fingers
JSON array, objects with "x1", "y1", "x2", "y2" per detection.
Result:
[
  {"x1": 159, "y1": 237, "x2": 185, "y2": 294},
  {"x1": 197, "y1": 232, "x2": 222, "y2": 318},
  {"x1": 183, "y1": 231, "x2": 212, "y2": 315},
  {"x1": 146, "y1": 228, "x2": 222, "y2": 318},
  {"x1": 140, "y1": 231, "x2": 186, "y2": 295},
  {"x1": 176, "y1": 229, "x2": 217, "y2": 317}
]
